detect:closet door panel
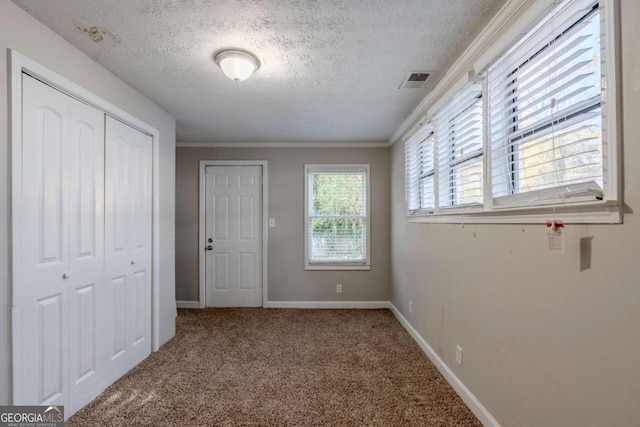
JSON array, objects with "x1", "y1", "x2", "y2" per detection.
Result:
[
  {"x1": 22, "y1": 76, "x2": 67, "y2": 284},
  {"x1": 104, "y1": 116, "x2": 152, "y2": 383},
  {"x1": 111, "y1": 274, "x2": 127, "y2": 357},
  {"x1": 104, "y1": 123, "x2": 131, "y2": 380},
  {"x1": 20, "y1": 75, "x2": 70, "y2": 406},
  {"x1": 68, "y1": 120, "x2": 101, "y2": 264},
  {"x1": 127, "y1": 130, "x2": 152, "y2": 360},
  {"x1": 65, "y1": 95, "x2": 106, "y2": 414},
  {"x1": 37, "y1": 294, "x2": 64, "y2": 402},
  {"x1": 73, "y1": 284, "x2": 96, "y2": 379},
  {"x1": 105, "y1": 136, "x2": 130, "y2": 260},
  {"x1": 132, "y1": 271, "x2": 147, "y2": 344}
]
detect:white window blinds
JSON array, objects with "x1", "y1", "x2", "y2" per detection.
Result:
[
  {"x1": 434, "y1": 81, "x2": 484, "y2": 208},
  {"x1": 404, "y1": 0, "x2": 617, "y2": 222},
  {"x1": 405, "y1": 126, "x2": 435, "y2": 212},
  {"x1": 306, "y1": 165, "x2": 369, "y2": 265},
  {"x1": 488, "y1": 0, "x2": 603, "y2": 206}
]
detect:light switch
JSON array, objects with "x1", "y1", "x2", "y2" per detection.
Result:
[{"x1": 269, "y1": 218, "x2": 276, "y2": 228}]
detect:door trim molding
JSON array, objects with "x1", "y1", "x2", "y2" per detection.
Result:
[
  {"x1": 9, "y1": 50, "x2": 163, "y2": 402},
  {"x1": 198, "y1": 160, "x2": 269, "y2": 308}
]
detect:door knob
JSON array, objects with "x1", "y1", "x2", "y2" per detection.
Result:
[
  {"x1": 207, "y1": 238, "x2": 213, "y2": 243},
  {"x1": 62, "y1": 273, "x2": 70, "y2": 279},
  {"x1": 206, "y1": 245, "x2": 213, "y2": 251},
  {"x1": 131, "y1": 260, "x2": 136, "y2": 265}
]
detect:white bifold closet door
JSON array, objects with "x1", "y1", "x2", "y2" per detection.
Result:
[
  {"x1": 16, "y1": 75, "x2": 152, "y2": 417},
  {"x1": 104, "y1": 116, "x2": 153, "y2": 385},
  {"x1": 19, "y1": 75, "x2": 106, "y2": 414}
]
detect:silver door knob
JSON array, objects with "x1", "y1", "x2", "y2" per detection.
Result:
[
  {"x1": 206, "y1": 245, "x2": 213, "y2": 251},
  {"x1": 131, "y1": 260, "x2": 136, "y2": 265},
  {"x1": 62, "y1": 273, "x2": 69, "y2": 279}
]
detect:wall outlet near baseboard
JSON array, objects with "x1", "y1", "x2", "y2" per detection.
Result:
[
  {"x1": 456, "y1": 345, "x2": 463, "y2": 366},
  {"x1": 336, "y1": 284, "x2": 342, "y2": 293},
  {"x1": 409, "y1": 301, "x2": 413, "y2": 314}
]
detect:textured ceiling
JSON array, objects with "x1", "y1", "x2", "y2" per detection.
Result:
[{"x1": 12, "y1": 0, "x2": 502, "y2": 143}]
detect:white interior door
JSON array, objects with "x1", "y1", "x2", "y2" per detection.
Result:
[
  {"x1": 65, "y1": 85, "x2": 107, "y2": 415},
  {"x1": 205, "y1": 166, "x2": 263, "y2": 307},
  {"x1": 18, "y1": 75, "x2": 106, "y2": 412},
  {"x1": 104, "y1": 116, "x2": 152, "y2": 383}
]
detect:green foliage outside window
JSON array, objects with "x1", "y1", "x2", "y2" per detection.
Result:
[{"x1": 310, "y1": 173, "x2": 365, "y2": 261}]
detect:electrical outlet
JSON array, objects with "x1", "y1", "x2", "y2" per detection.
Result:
[
  {"x1": 409, "y1": 301, "x2": 413, "y2": 314},
  {"x1": 456, "y1": 345, "x2": 463, "y2": 366},
  {"x1": 336, "y1": 284, "x2": 342, "y2": 293}
]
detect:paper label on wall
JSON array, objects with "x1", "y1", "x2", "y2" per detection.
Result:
[{"x1": 546, "y1": 221, "x2": 565, "y2": 253}]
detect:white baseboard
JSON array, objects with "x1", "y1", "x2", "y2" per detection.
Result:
[
  {"x1": 176, "y1": 300, "x2": 200, "y2": 309},
  {"x1": 388, "y1": 303, "x2": 501, "y2": 427},
  {"x1": 264, "y1": 301, "x2": 392, "y2": 309},
  {"x1": 177, "y1": 300, "x2": 390, "y2": 309}
]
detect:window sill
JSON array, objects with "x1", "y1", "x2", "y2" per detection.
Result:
[
  {"x1": 407, "y1": 202, "x2": 621, "y2": 224},
  {"x1": 305, "y1": 264, "x2": 371, "y2": 271}
]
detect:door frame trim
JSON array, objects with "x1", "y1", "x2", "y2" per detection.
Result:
[
  {"x1": 9, "y1": 50, "x2": 162, "y2": 402},
  {"x1": 198, "y1": 160, "x2": 268, "y2": 308}
]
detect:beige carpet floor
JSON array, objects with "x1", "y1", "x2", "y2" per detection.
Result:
[{"x1": 68, "y1": 309, "x2": 480, "y2": 426}]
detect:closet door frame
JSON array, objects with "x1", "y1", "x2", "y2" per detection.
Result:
[{"x1": 9, "y1": 50, "x2": 162, "y2": 404}]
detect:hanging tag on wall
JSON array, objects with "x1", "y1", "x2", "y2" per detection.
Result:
[{"x1": 546, "y1": 221, "x2": 565, "y2": 253}]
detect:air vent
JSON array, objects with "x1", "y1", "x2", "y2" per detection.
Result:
[{"x1": 399, "y1": 72, "x2": 431, "y2": 89}]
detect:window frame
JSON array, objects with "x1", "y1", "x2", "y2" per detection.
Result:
[
  {"x1": 491, "y1": 1, "x2": 604, "y2": 208},
  {"x1": 418, "y1": 133, "x2": 436, "y2": 209},
  {"x1": 404, "y1": 0, "x2": 620, "y2": 224},
  {"x1": 435, "y1": 83, "x2": 484, "y2": 209},
  {"x1": 406, "y1": 126, "x2": 436, "y2": 213},
  {"x1": 304, "y1": 164, "x2": 371, "y2": 271}
]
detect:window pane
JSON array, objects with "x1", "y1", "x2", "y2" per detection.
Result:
[
  {"x1": 306, "y1": 166, "x2": 369, "y2": 266},
  {"x1": 309, "y1": 218, "x2": 365, "y2": 262},
  {"x1": 454, "y1": 158, "x2": 484, "y2": 205},
  {"x1": 489, "y1": 1, "x2": 603, "y2": 202},
  {"x1": 435, "y1": 82, "x2": 484, "y2": 208},
  {"x1": 419, "y1": 136, "x2": 435, "y2": 175},
  {"x1": 516, "y1": 112, "x2": 602, "y2": 193},
  {"x1": 419, "y1": 175, "x2": 434, "y2": 209},
  {"x1": 405, "y1": 129, "x2": 435, "y2": 212},
  {"x1": 310, "y1": 173, "x2": 364, "y2": 216},
  {"x1": 514, "y1": 11, "x2": 601, "y2": 131}
]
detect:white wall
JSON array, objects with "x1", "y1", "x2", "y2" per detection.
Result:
[
  {"x1": 390, "y1": 0, "x2": 640, "y2": 425},
  {"x1": 0, "y1": 0, "x2": 177, "y2": 404},
  {"x1": 175, "y1": 147, "x2": 391, "y2": 303}
]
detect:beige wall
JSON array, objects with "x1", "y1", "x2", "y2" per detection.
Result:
[
  {"x1": 176, "y1": 147, "x2": 390, "y2": 303},
  {"x1": 390, "y1": 0, "x2": 640, "y2": 426},
  {"x1": 0, "y1": 0, "x2": 177, "y2": 404}
]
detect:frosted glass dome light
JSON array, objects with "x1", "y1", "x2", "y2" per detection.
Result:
[{"x1": 214, "y1": 50, "x2": 260, "y2": 82}]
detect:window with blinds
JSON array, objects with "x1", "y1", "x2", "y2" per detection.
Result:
[
  {"x1": 404, "y1": 0, "x2": 617, "y2": 221},
  {"x1": 304, "y1": 164, "x2": 370, "y2": 269},
  {"x1": 488, "y1": 0, "x2": 603, "y2": 207},
  {"x1": 434, "y1": 81, "x2": 484, "y2": 208},
  {"x1": 405, "y1": 126, "x2": 435, "y2": 212}
]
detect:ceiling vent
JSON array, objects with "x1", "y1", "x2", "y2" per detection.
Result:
[{"x1": 399, "y1": 72, "x2": 431, "y2": 89}]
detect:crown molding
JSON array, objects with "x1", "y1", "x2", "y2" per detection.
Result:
[
  {"x1": 389, "y1": 0, "x2": 531, "y2": 145},
  {"x1": 177, "y1": 141, "x2": 391, "y2": 149}
]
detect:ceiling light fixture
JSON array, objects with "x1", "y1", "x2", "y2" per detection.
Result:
[{"x1": 214, "y1": 50, "x2": 260, "y2": 82}]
